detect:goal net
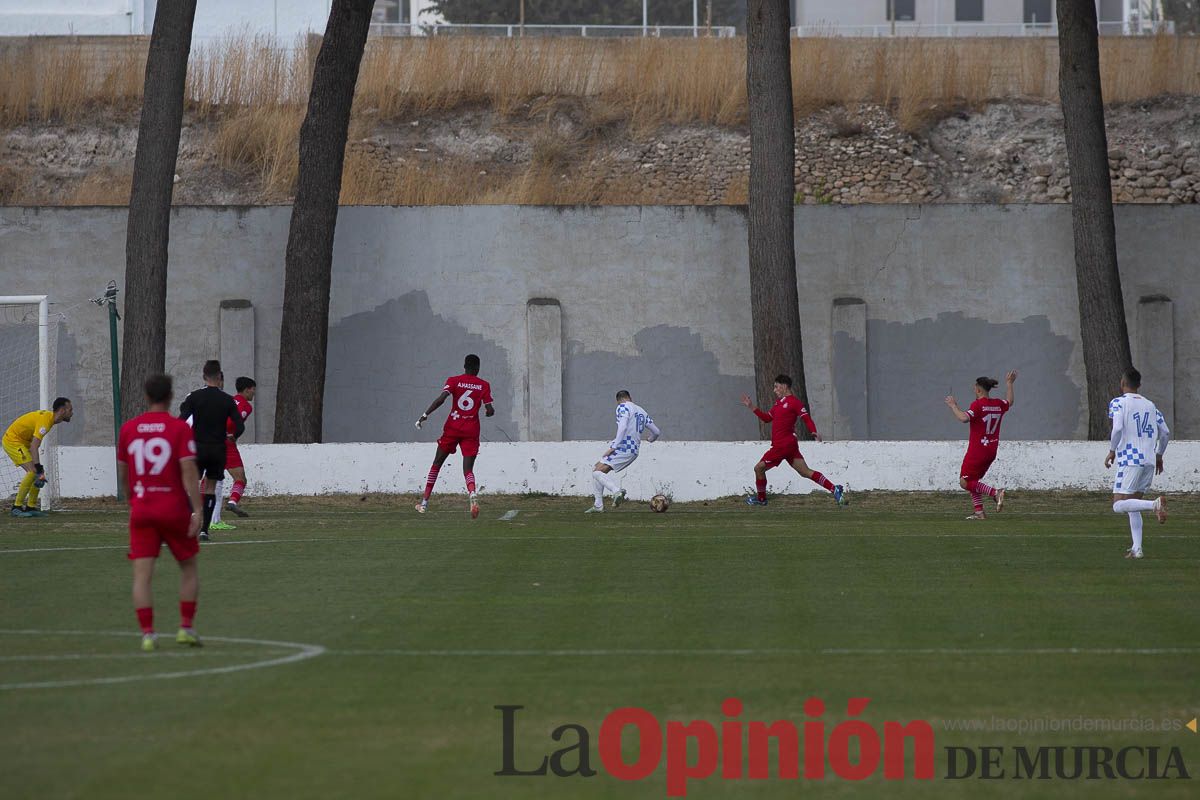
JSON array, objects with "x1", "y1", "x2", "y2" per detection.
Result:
[{"x1": 0, "y1": 297, "x2": 61, "y2": 510}]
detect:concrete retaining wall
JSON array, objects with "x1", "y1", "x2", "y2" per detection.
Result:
[{"x1": 1, "y1": 205, "x2": 1196, "y2": 447}]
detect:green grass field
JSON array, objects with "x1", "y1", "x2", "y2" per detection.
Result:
[{"x1": 1, "y1": 491, "x2": 1197, "y2": 799}]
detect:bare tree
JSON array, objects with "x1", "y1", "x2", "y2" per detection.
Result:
[
  {"x1": 121, "y1": 1, "x2": 197, "y2": 422},
  {"x1": 274, "y1": 0, "x2": 375, "y2": 443},
  {"x1": 1057, "y1": 0, "x2": 1133, "y2": 438},
  {"x1": 746, "y1": 0, "x2": 811, "y2": 436}
]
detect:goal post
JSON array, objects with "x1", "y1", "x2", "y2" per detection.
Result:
[{"x1": 0, "y1": 295, "x2": 61, "y2": 510}]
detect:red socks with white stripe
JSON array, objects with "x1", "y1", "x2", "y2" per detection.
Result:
[
  {"x1": 423, "y1": 465, "x2": 441, "y2": 501},
  {"x1": 810, "y1": 471, "x2": 835, "y2": 493},
  {"x1": 229, "y1": 481, "x2": 245, "y2": 504},
  {"x1": 465, "y1": 472, "x2": 476, "y2": 494}
]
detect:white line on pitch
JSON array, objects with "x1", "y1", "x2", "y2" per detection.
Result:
[
  {"x1": 0, "y1": 630, "x2": 325, "y2": 690},
  {"x1": 328, "y1": 646, "x2": 1200, "y2": 658},
  {"x1": 0, "y1": 532, "x2": 1194, "y2": 555}
]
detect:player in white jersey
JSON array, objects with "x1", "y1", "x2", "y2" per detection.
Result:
[
  {"x1": 586, "y1": 390, "x2": 661, "y2": 513},
  {"x1": 1104, "y1": 368, "x2": 1170, "y2": 559}
]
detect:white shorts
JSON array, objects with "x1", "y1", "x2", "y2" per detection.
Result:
[
  {"x1": 1113, "y1": 464, "x2": 1154, "y2": 495},
  {"x1": 600, "y1": 451, "x2": 638, "y2": 473}
]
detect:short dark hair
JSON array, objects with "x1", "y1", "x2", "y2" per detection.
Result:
[
  {"x1": 203, "y1": 360, "x2": 222, "y2": 379},
  {"x1": 144, "y1": 374, "x2": 172, "y2": 404},
  {"x1": 616, "y1": 390, "x2": 631, "y2": 401},
  {"x1": 52, "y1": 397, "x2": 70, "y2": 411},
  {"x1": 976, "y1": 376, "x2": 999, "y2": 392},
  {"x1": 235, "y1": 376, "x2": 256, "y2": 393},
  {"x1": 1123, "y1": 367, "x2": 1142, "y2": 389},
  {"x1": 774, "y1": 374, "x2": 793, "y2": 387},
  {"x1": 464, "y1": 354, "x2": 481, "y2": 374}
]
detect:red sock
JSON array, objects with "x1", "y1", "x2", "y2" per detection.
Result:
[
  {"x1": 229, "y1": 481, "x2": 245, "y2": 504},
  {"x1": 971, "y1": 492, "x2": 984, "y2": 513},
  {"x1": 180, "y1": 601, "x2": 197, "y2": 629},
  {"x1": 465, "y1": 471, "x2": 476, "y2": 494},
  {"x1": 423, "y1": 464, "x2": 441, "y2": 501},
  {"x1": 972, "y1": 480, "x2": 997, "y2": 498},
  {"x1": 756, "y1": 478, "x2": 767, "y2": 502},
  {"x1": 810, "y1": 471, "x2": 835, "y2": 493},
  {"x1": 136, "y1": 606, "x2": 154, "y2": 634}
]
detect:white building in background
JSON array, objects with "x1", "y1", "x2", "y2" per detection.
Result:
[
  {"x1": 792, "y1": 0, "x2": 1170, "y2": 36},
  {"x1": 0, "y1": 1, "x2": 442, "y2": 40}
]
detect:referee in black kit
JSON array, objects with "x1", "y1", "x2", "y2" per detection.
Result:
[{"x1": 180, "y1": 360, "x2": 243, "y2": 541}]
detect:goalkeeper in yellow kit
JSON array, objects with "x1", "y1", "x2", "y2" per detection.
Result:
[{"x1": 4, "y1": 397, "x2": 73, "y2": 517}]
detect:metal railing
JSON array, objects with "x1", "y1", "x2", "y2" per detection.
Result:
[
  {"x1": 369, "y1": 22, "x2": 737, "y2": 38},
  {"x1": 791, "y1": 20, "x2": 1174, "y2": 37}
]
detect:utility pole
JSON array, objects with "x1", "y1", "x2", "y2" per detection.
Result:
[{"x1": 92, "y1": 280, "x2": 123, "y2": 498}]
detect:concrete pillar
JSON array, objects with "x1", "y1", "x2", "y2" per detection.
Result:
[
  {"x1": 1136, "y1": 295, "x2": 1173, "y2": 425},
  {"x1": 526, "y1": 299, "x2": 563, "y2": 441},
  {"x1": 831, "y1": 297, "x2": 868, "y2": 440},
  {"x1": 219, "y1": 299, "x2": 256, "y2": 443}
]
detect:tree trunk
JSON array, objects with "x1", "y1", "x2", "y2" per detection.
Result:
[
  {"x1": 1057, "y1": 0, "x2": 1132, "y2": 439},
  {"x1": 274, "y1": 0, "x2": 375, "y2": 443},
  {"x1": 121, "y1": 1, "x2": 196, "y2": 422},
  {"x1": 746, "y1": 0, "x2": 810, "y2": 437}
]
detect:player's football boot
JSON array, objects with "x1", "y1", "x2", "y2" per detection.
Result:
[
  {"x1": 198, "y1": 531, "x2": 211, "y2": 542},
  {"x1": 995, "y1": 489, "x2": 1006, "y2": 512},
  {"x1": 1124, "y1": 547, "x2": 1144, "y2": 559},
  {"x1": 745, "y1": 496, "x2": 768, "y2": 506},
  {"x1": 9, "y1": 506, "x2": 33, "y2": 518},
  {"x1": 833, "y1": 485, "x2": 847, "y2": 506},
  {"x1": 965, "y1": 512, "x2": 987, "y2": 521},
  {"x1": 470, "y1": 494, "x2": 480, "y2": 519},
  {"x1": 584, "y1": 505, "x2": 604, "y2": 513},
  {"x1": 175, "y1": 628, "x2": 202, "y2": 647},
  {"x1": 414, "y1": 501, "x2": 428, "y2": 514},
  {"x1": 209, "y1": 521, "x2": 237, "y2": 531},
  {"x1": 24, "y1": 508, "x2": 48, "y2": 518},
  {"x1": 141, "y1": 633, "x2": 158, "y2": 652},
  {"x1": 225, "y1": 501, "x2": 249, "y2": 518},
  {"x1": 613, "y1": 489, "x2": 627, "y2": 508},
  {"x1": 1154, "y1": 496, "x2": 1167, "y2": 524}
]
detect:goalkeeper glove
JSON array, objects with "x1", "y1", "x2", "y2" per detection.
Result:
[{"x1": 33, "y1": 464, "x2": 46, "y2": 488}]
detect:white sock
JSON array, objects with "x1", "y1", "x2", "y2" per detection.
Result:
[
  {"x1": 592, "y1": 475, "x2": 605, "y2": 508},
  {"x1": 1113, "y1": 499, "x2": 1155, "y2": 513},
  {"x1": 594, "y1": 470, "x2": 620, "y2": 495},
  {"x1": 1128, "y1": 512, "x2": 1143, "y2": 551},
  {"x1": 211, "y1": 480, "x2": 224, "y2": 524}
]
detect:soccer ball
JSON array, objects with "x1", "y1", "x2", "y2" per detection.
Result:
[{"x1": 650, "y1": 494, "x2": 670, "y2": 513}]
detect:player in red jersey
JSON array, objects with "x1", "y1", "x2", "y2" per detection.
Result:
[
  {"x1": 741, "y1": 374, "x2": 845, "y2": 506},
  {"x1": 945, "y1": 371, "x2": 1017, "y2": 520},
  {"x1": 414, "y1": 354, "x2": 495, "y2": 518},
  {"x1": 116, "y1": 374, "x2": 204, "y2": 651},
  {"x1": 223, "y1": 376, "x2": 256, "y2": 518}
]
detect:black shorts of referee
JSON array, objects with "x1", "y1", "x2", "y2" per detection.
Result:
[{"x1": 195, "y1": 441, "x2": 227, "y2": 482}]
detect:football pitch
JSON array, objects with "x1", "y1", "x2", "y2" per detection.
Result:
[{"x1": 1, "y1": 492, "x2": 1196, "y2": 799}]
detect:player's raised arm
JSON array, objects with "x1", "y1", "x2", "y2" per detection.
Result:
[
  {"x1": 1005, "y1": 370, "x2": 1018, "y2": 408},
  {"x1": 416, "y1": 390, "x2": 451, "y2": 429},
  {"x1": 945, "y1": 395, "x2": 970, "y2": 423},
  {"x1": 741, "y1": 394, "x2": 772, "y2": 423}
]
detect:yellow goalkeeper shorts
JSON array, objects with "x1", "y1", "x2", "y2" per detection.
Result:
[{"x1": 3, "y1": 439, "x2": 32, "y2": 466}]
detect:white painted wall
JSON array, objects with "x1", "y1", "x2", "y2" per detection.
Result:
[
  {"x1": 58, "y1": 441, "x2": 1200, "y2": 501},
  {"x1": 0, "y1": 0, "x2": 137, "y2": 35}
]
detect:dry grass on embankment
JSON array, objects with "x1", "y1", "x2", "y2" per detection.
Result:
[{"x1": 2, "y1": 34, "x2": 1197, "y2": 204}]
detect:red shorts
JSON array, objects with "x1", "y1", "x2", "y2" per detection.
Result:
[
  {"x1": 437, "y1": 431, "x2": 480, "y2": 457},
  {"x1": 760, "y1": 439, "x2": 802, "y2": 469},
  {"x1": 128, "y1": 508, "x2": 197, "y2": 562},
  {"x1": 225, "y1": 440, "x2": 243, "y2": 470},
  {"x1": 960, "y1": 453, "x2": 997, "y2": 482}
]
